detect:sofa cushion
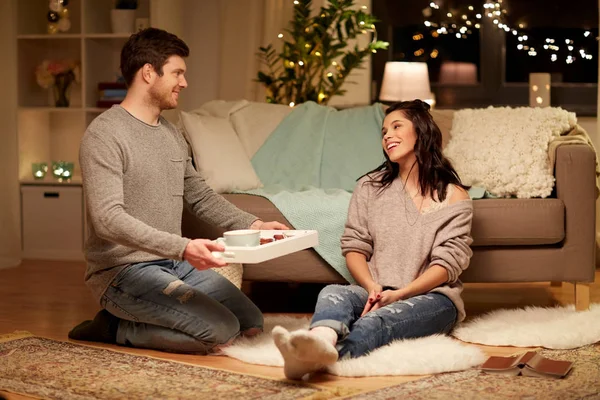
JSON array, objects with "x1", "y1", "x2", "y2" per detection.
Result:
[
  {"x1": 230, "y1": 102, "x2": 293, "y2": 158},
  {"x1": 471, "y1": 198, "x2": 565, "y2": 246},
  {"x1": 179, "y1": 111, "x2": 263, "y2": 193},
  {"x1": 219, "y1": 194, "x2": 565, "y2": 247}
]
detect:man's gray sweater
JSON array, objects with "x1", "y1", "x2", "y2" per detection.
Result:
[{"x1": 79, "y1": 106, "x2": 258, "y2": 302}]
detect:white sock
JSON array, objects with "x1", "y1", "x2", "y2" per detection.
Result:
[
  {"x1": 272, "y1": 325, "x2": 338, "y2": 380},
  {"x1": 311, "y1": 326, "x2": 338, "y2": 346}
]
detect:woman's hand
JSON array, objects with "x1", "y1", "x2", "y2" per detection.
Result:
[
  {"x1": 365, "y1": 289, "x2": 406, "y2": 314},
  {"x1": 250, "y1": 220, "x2": 289, "y2": 230},
  {"x1": 360, "y1": 283, "x2": 383, "y2": 316}
]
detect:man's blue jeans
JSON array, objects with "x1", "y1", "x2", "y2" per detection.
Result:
[
  {"x1": 310, "y1": 284, "x2": 457, "y2": 359},
  {"x1": 101, "y1": 259, "x2": 263, "y2": 353}
]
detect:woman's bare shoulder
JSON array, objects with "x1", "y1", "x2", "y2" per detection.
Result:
[{"x1": 448, "y1": 185, "x2": 470, "y2": 204}]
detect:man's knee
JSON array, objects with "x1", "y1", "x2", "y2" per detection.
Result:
[{"x1": 201, "y1": 315, "x2": 240, "y2": 348}]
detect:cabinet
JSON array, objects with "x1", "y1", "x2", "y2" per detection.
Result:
[
  {"x1": 17, "y1": 0, "x2": 151, "y2": 259},
  {"x1": 21, "y1": 185, "x2": 84, "y2": 260}
]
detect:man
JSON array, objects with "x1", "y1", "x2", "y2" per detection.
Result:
[{"x1": 69, "y1": 28, "x2": 287, "y2": 354}]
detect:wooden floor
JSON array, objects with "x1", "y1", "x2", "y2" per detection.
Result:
[{"x1": 1, "y1": 260, "x2": 599, "y2": 399}]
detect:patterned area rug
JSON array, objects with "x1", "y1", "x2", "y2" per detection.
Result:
[
  {"x1": 0, "y1": 332, "x2": 354, "y2": 400},
  {"x1": 346, "y1": 345, "x2": 600, "y2": 399}
]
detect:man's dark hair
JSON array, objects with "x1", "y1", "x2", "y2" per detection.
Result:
[{"x1": 120, "y1": 27, "x2": 189, "y2": 87}]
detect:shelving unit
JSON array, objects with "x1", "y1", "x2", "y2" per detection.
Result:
[{"x1": 17, "y1": 0, "x2": 151, "y2": 260}]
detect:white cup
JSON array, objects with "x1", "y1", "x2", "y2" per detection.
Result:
[{"x1": 220, "y1": 229, "x2": 260, "y2": 247}]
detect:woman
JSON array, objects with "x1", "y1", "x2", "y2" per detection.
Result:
[{"x1": 273, "y1": 100, "x2": 474, "y2": 380}]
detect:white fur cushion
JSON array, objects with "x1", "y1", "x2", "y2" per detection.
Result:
[
  {"x1": 444, "y1": 106, "x2": 576, "y2": 198},
  {"x1": 179, "y1": 111, "x2": 263, "y2": 193}
]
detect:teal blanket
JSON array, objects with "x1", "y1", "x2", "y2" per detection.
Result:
[
  {"x1": 252, "y1": 101, "x2": 385, "y2": 192},
  {"x1": 243, "y1": 185, "x2": 355, "y2": 283},
  {"x1": 243, "y1": 102, "x2": 386, "y2": 282}
]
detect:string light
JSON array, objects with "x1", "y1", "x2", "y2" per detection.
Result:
[{"x1": 418, "y1": 2, "x2": 596, "y2": 64}]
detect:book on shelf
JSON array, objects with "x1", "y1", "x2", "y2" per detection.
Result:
[
  {"x1": 481, "y1": 351, "x2": 573, "y2": 378},
  {"x1": 97, "y1": 81, "x2": 127, "y2": 90},
  {"x1": 96, "y1": 99, "x2": 123, "y2": 108},
  {"x1": 99, "y1": 89, "x2": 127, "y2": 98}
]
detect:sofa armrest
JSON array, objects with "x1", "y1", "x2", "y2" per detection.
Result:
[{"x1": 555, "y1": 144, "x2": 596, "y2": 282}]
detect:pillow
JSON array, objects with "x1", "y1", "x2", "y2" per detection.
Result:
[
  {"x1": 230, "y1": 102, "x2": 293, "y2": 158},
  {"x1": 430, "y1": 109, "x2": 455, "y2": 149},
  {"x1": 179, "y1": 111, "x2": 263, "y2": 193},
  {"x1": 443, "y1": 106, "x2": 576, "y2": 198}
]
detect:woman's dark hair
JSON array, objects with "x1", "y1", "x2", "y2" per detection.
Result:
[
  {"x1": 120, "y1": 27, "x2": 190, "y2": 87},
  {"x1": 364, "y1": 99, "x2": 469, "y2": 202}
]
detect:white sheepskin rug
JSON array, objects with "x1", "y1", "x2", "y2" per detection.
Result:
[
  {"x1": 443, "y1": 106, "x2": 577, "y2": 198},
  {"x1": 453, "y1": 303, "x2": 600, "y2": 349},
  {"x1": 221, "y1": 315, "x2": 486, "y2": 377}
]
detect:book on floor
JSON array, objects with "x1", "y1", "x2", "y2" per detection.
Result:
[{"x1": 481, "y1": 351, "x2": 573, "y2": 378}]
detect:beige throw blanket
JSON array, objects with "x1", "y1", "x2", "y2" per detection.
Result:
[{"x1": 549, "y1": 124, "x2": 600, "y2": 197}]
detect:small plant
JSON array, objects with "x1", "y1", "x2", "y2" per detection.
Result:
[
  {"x1": 256, "y1": 0, "x2": 388, "y2": 106},
  {"x1": 115, "y1": 0, "x2": 138, "y2": 9}
]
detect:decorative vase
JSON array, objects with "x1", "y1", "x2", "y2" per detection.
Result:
[
  {"x1": 53, "y1": 71, "x2": 75, "y2": 107},
  {"x1": 111, "y1": 9, "x2": 136, "y2": 33}
]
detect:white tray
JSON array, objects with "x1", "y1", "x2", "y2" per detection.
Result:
[{"x1": 212, "y1": 230, "x2": 318, "y2": 264}]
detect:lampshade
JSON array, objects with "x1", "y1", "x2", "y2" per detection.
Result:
[
  {"x1": 438, "y1": 62, "x2": 477, "y2": 85},
  {"x1": 379, "y1": 62, "x2": 433, "y2": 103}
]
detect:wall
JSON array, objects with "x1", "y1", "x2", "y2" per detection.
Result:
[
  {"x1": 172, "y1": 0, "x2": 373, "y2": 111},
  {"x1": 0, "y1": 1, "x2": 21, "y2": 269}
]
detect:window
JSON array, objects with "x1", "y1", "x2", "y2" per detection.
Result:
[{"x1": 372, "y1": 0, "x2": 598, "y2": 115}]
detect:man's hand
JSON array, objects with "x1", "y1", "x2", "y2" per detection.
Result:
[
  {"x1": 250, "y1": 220, "x2": 290, "y2": 230},
  {"x1": 360, "y1": 283, "x2": 383, "y2": 317},
  {"x1": 183, "y1": 239, "x2": 228, "y2": 270}
]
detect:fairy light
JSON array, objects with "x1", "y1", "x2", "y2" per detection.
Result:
[
  {"x1": 289, "y1": 102, "x2": 295, "y2": 107},
  {"x1": 278, "y1": 33, "x2": 283, "y2": 38},
  {"x1": 422, "y1": 1, "x2": 595, "y2": 65}
]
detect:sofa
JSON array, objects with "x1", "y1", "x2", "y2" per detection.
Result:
[{"x1": 179, "y1": 101, "x2": 597, "y2": 311}]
